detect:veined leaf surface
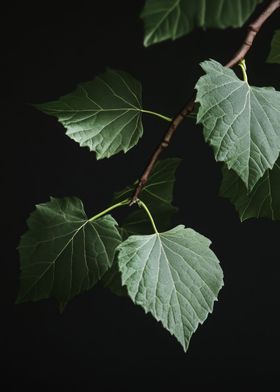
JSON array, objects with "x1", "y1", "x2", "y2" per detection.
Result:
[
  {"x1": 196, "y1": 60, "x2": 280, "y2": 191},
  {"x1": 118, "y1": 226, "x2": 223, "y2": 351},
  {"x1": 17, "y1": 197, "x2": 121, "y2": 306},
  {"x1": 141, "y1": 0, "x2": 261, "y2": 46},
  {"x1": 220, "y1": 158, "x2": 280, "y2": 221},
  {"x1": 36, "y1": 69, "x2": 143, "y2": 159}
]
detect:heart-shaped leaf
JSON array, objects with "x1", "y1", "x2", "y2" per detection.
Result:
[
  {"x1": 117, "y1": 225, "x2": 223, "y2": 351},
  {"x1": 36, "y1": 69, "x2": 143, "y2": 159},
  {"x1": 196, "y1": 60, "x2": 280, "y2": 191},
  {"x1": 17, "y1": 197, "x2": 122, "y2": 306}
]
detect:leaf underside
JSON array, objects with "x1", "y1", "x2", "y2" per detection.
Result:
[
  {"x1": 118, "y1": 226, "x2": 223, "y2": 351},
  {"x1": 17, "y1": 197, "x2": 121, "y2": 306},
  {"x1": 196, "y1": 60, "x2": 280, "y2": 191},
  {"x1": 35, "y1": 69, "x2": 143, "y2": 159},
  {"x1": 220, "y1": 158, "x2": 280, "y2": 221},
  {"x1": 114, "y1": 158, "x2": 181, "y2": 234},
  {"x1": 267, "y1": 30, "x2": 280, "y2": 64},
  {"x1": 141, "y1": 0, "x2": 262, "y2": 46}
]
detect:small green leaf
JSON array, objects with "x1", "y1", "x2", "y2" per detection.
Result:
[
  {"x1": 267, "y1": 30, "x2": 280, "y2": 64},
  {"x1": 17, "y1": 197, "x2": 122, "y2": 305},
  {"x1": 196, "y1": 60, "x2": 280, "y2": 191},
  {"x1": 102, "y1": 228, "x2": 129, "y2": 297},
  {"x1": 117, "y1": 226, "x2": 223, "y2": 351},
  {"x1": 36, "y1": 69, "x2": 143, "y2": 159},
  {"x1": 141, "y1": 0, "x2": 261, "y2": 46},
  {"x1": 114, "y1": 158, "x2": 181, "y2": 233},
  {"x1": 220, "y1": 158, "x2": 280, "y2": 221}
]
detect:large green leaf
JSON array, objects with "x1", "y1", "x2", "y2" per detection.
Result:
[
  {"x1": 141, "y1": 0, "x2": 261, "y2": 46},
  {"x1": 17, "y1": 197, "x2": 122, "y2": 306},
  {"x1": 114, "y1": 158, "x2": 181, "y2": 233},
  {"x1": 36, "y1": 69, "x2": 143, "y2": 159},
  {"x1": 220, "y1": 158, "x2": 280, "y2": 221},
  {"x1": 267, "y1": 30, "x2": 280, "y2": 64},
  {"x1": 117, "y1": 226, "x2": 223, "y2": 351},
  {"x1": 196, "y1": 60, "x2": 280, "y2": 191}
]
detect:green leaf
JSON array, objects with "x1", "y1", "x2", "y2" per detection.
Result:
[
  {"x1": 220, "y1": 158, "x2": 280, "y2": 221},
  {"x1": 117, "y1": 226, "x2": 223, "y2": 351},
  {"x1": 102, "y1": 228, "x2": 129, "y2": 297},
  {"x1": 141, "y1": 0, "x2": 261, "y2": 46},
  {"x1": 196, "y1": 60, "x2": 280, "y2": 191},
  {"x1": 17, "y1": 197, "x2": 122, "y2": 306},
  {"x1": 267, "y1": 30, "x2": 280, "y2": 64},
  {"x1": 35, "y1": 69, "x2": 143, "y2": 159},
  {"x1": 114, "y1": 158, "x2": 181, "y2": 233}
]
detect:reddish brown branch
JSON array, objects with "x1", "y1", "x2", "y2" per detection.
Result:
[
  {"x1": 130, "y1": 0, "x2": 280, "y2": 204},
  {"x1": 226, "y1": 0, "x2": 280, "y2": 67}
]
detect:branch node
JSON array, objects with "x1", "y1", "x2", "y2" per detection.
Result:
[
  {"x1": 161, "y1": 141, "x2": 169, "y2": 148},
  {"x1": 129, "y1": 197, "x2": 139, "y2": 206},
  {"x1": 244, "y1": 41, "x2": 252, "y2": 47},
  {"x1": 248, "y1": 25, "x2": 258, "y2": 34}
]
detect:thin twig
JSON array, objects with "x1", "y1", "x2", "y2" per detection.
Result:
[
  {"x1": 130, "y1": 0, "x2": 280, "y2": 204},
  {"x1": 226, "y1": 0, "x2": 280, "y2": 68}
]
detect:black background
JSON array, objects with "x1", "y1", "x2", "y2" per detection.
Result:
[{"x1": 2, "y1": 1, "x2": 280, "y2": 390}]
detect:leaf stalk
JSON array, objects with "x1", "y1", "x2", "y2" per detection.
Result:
[
  {"x1": 141, "y1": 109, "x2": 172, "y2": 122},
  {"x1": 89, "y1": 199, "x2": 130, "y2": 222},
  {"x1": 239, "y1": 60, "x2": 248, "y2": 83},
  {"x1": 137, "y1": 199, "x2": 158, "y2": 234}
]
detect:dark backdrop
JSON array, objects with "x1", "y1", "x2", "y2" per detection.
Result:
[{"x1": 2, "y1": 1, "x2": 280, "y2": 390}]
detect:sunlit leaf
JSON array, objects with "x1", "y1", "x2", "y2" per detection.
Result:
[
  {"x1": 118, "y1": 225, "x2": 223, "y2": 351},
  {"x1": 36, "y1": 69, "x2": 143, "y2": 159},
  {"x1": 196, "y1": 60, "x2": 280, "y2": 191}
]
